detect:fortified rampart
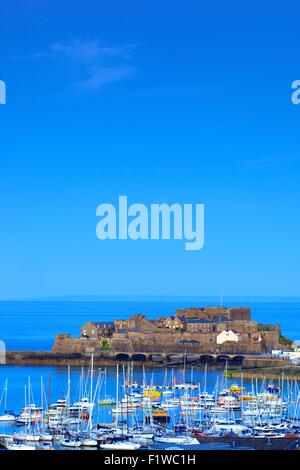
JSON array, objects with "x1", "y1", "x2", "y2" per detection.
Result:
[
  {"x1": 5, "y1": 351, "x2": 295, "y2": 378},
  {"x1": 175, "y1": 307, "x2": 251, "y2": 321},
  {"x1": 52, "y1": 305, "x2": 281, "y2": 356}
]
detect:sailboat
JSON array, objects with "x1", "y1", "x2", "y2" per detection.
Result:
[
  {"x1": 0, "y1": 379, "x2": 16, "y2": 422},
  {"x1": 60, "y1": 437, "x2": 82, "y2": 448},
  {"x1": 98, "y1": 369, "x2": 116, "y2": 406},
  {"x1": 39, "y1": 377, "x2": 53, "y2": 441},
  {"x1": 155, "y1": 435, "x2": 199, "y2": 445},
  {"x1": 80, "y1": 436, "x2": 98, "y2": 447},
  {"x1": 0, "y1": 412, "x2": 16, "y2": 422},
  {"x1": 59, "y1": 365, "x2": 81, "y2": 447},
  {"x1": 14, "y1": 379, "x2": 41, "y2": 442},
  {"x1": 6, "y1": 441, "x2": 36, "y2": 450},
  {"x1": 100, "y1": 441, "x2": 141, "y2": 450},
  {"x1": 80, "y1": 356, "x2": 97, "y2": 447}
]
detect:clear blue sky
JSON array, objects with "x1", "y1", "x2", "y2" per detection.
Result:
[{"x1": 0, "y1": 0, "x2": 299, "y2": 299}]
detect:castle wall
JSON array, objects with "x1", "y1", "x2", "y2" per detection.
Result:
[
  {"x1": 53, "y1": 326, "x2": 280, "y2": 354},
  {"x1": 175, "y1": 307, "x2": 251, "y2": 321},
  {"x1": 53, "y1": 335, "x2": 102, "y2": 354},
  {"x1": 229, "y1": 308, "x2": 251, "y2": 321},
  {"x1": 52, "y1": 305, "x2": 281, "y2": 356}
]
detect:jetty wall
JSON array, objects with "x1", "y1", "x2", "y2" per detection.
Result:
[{"x1": 4, "y1": 351, "x2": 291, "y2": 371}]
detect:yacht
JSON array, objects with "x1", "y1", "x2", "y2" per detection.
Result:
[
  {"x1": 6, "y1": 441, "x2": 36, "y2": 451},
  {"x1": 100, "y1": 441, "x2": 141, "y2": 450}
]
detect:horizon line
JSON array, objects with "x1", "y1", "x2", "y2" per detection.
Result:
[{"x1": 1, "y1": 294, "x2": 300, "y2": 302}]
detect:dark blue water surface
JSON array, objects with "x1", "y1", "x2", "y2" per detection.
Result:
[{"x1": 0, "y1": 298, "x2": 299, "y2": 351}]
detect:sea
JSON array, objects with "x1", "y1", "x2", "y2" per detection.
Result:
[{"x1": 0, "y1": 297, "x2": 299, "y2": 351}]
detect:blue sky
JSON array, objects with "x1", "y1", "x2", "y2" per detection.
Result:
[{"x1": 0, "y1": 0, "x2": 299, "y2": 299}]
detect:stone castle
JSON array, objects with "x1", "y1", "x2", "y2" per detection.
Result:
[{"x1": 53, "y1": 306, "x2": 282, "y2": 356}]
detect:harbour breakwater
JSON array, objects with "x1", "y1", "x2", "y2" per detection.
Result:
[
  {"x1": 225, "y1": 366, "x2": 300, "y2": 380},
  {"x1": 3, "y1": 350, "x2": 292, "y2": 371}
]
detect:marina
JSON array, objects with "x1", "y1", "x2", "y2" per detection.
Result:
[
  {"x1": 0, "y1": 298, "x2": 300, "y2": 452},
  {"x1": 0, "y1": 361, "x2": 300, "y2": 451}
]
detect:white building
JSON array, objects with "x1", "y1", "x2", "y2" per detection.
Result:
[
  {"x1": 272, "y1": 348, "x2": 300, "y2": 363},
  {"x1": 216, "y1": 330, "x2": 239, "y2": 345},
  {"x1": 272, "y1": 349, "x2": 282, "y2": 356}
]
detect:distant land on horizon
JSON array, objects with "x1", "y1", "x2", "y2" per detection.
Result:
[{"x1": 1, "y1": 295, "x2": 300, "y2": 302}]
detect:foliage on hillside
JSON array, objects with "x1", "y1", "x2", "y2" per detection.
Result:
[{"x1": 279, "y1": 334, "x2": 293, "y2": 347}]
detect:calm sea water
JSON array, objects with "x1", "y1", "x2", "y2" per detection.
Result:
[
  {"x1": 0, "y1": 298, "x2": 300, "y2": 351},
  {"x1": 0, "y1": 299, "x2": 299, "y2": 449}
]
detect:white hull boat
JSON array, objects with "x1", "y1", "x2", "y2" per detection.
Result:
[
  {"x1": 14, "y1": 433, "x2": 40, "y2": 442},
  {"x1": 212, "y1": 424, "x2": 249, "y2": 435},
  {"x1": 60, "y1": 439, "x2": 81, "y2": 448},
  {"x1": 37, "y1": 442, "x2": 54, "y2": 450},
  {"x1": 0, "y1": 434, "x2": 13, "y2": 445},
  {"x1": 112, "y1": 407, "x2": 135, "y2": 414},
  {"x1": 0, "y1": 413, "x2": 16, "y2": 422},
  {"x1": 100, "y1": 441, "x2": 141, "y2": 450},
  {"x1": 132, "y1": 432, "x2": 154, "y2": 440},
  {"x1": 81, "y1": 438, "x2": 98, "y2": 447},
  {"x1": 156, "y1": 436, "x2": 198, "y2": 445},
  {"x1": 40, "y1": 433, "x2": 53, "y2": 441},
  {"x1": 6, "y1": 442, "x2": 36, "y2": 450}
]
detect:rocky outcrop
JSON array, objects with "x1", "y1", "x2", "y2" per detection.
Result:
[
  {"x1": 52, "y1": 306, "x2": 281, "y2": 355},
  {"x1": 52, "y1": 334, "x2": 102, "y2": 354}
]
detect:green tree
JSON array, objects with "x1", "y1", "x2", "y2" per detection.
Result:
[{"x1": 101, "y1": 339, "x2": 110, "y2": 350}]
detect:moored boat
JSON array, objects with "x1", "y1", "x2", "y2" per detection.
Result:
[
  {"x1": 100, "y1": 441, "x2": 141, "y2": 450},
  {"x1": 6, "y1": 442, "x2": 36, "y2": 451},
  {"x1": 60, "y1": 438, "x2": 81, "y2": 448}
]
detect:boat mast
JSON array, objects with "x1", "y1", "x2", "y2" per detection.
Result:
[
  {"x1": 40, "y1": 376, "x2": 43, "y2": 429},
  {"x1": 4, "y1": 378, "x2": 8, "y2": 412},
  {"x1": 116, "y1": 364, "x2": 119, "y2": 429},
  {"x1": 89, "y1": 354, "x2": 94, "y2": 434}
]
